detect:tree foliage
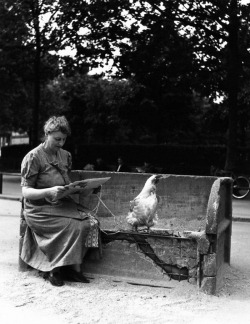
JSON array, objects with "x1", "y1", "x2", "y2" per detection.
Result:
[
  {"x1": 0, "y1": 0, "x2": 70, "y2": 143},
  {"x1": 0, "y1": 0, "x2": 31, "y2": 132},
  {"x1": 1, "y1": 0, "x2": 250, "y2": 170},
  {"x1": 40, "y1": 75, "x2": 140, "y2": 144},
  {"x1": 55, "y1": 1, "x2": 250, "y2": 161}
]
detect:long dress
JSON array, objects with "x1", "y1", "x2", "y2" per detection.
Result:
[{"x1": 20, "y1": 143, "x2": 99, "y2": 272}]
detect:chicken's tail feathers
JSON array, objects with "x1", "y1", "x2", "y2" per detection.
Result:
[
  {"x1": 147, "y1": 212, "x2": 159, "y2": 228},
  {"x1": 126, "y1": 212, "x2": 139, "y2": 226},
  {"x1": 154, "y1": 213, "x2": 159, "y2": 225}
]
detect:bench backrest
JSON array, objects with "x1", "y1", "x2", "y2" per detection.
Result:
[{"x1": 70, "y1": 171, "x2": 217, "y2": 232}]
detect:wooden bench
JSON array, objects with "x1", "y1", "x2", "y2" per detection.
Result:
[{"x1": 19, "y1": 170, "x2": 232, "y2": 295}]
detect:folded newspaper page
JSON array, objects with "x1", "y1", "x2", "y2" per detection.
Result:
[{"x1": 64, "y1": 177, "x2": 111, "y2": 194}]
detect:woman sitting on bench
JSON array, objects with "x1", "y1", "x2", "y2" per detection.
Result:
[{"x1": 20, "y1": 116, "x2": 100, "y2": 287}]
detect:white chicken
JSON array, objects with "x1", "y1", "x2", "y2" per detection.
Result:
[{"x1": 126, "y1": 174, "x2": 162, "y2": 232}]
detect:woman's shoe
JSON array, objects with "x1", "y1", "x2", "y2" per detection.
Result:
[
  {"x1": 38, "y1": 271, "x2": 49, "y2": 279},
  {"x1": 48, "y1": 272, "x2": 65, "y2": 287},
  {"x1": 63, "y1": 269, "x2": 90, "y2": 283}
]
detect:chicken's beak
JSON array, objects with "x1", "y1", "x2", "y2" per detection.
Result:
[{"x1": 154, "y1": 174, "x2": 163, "y2": 183}]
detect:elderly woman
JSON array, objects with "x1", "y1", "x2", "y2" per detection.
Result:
[{"x1": 20, "y1": 116, "x2": 99, "y2": 287}]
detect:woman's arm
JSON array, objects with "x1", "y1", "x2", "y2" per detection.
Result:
[{"x1": 22, "y1": 186, "x2": 67, "y2": 201}]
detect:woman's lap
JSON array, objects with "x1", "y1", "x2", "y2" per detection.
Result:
[{"x1": 21, "y1": 214, "x2": 93, "y2": 271}]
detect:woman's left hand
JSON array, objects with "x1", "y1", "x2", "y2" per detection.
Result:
[{"x1": 93, "y1": 185, "x2": 101, "y2": 194}]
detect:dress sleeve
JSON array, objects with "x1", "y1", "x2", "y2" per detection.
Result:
[{"x1": 21, "y1": 152, "x2": 40, "y2": 187}]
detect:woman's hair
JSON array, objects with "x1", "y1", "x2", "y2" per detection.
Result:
[{"x1": 44, "y1": 116, "x2": 71, "y2": 136}]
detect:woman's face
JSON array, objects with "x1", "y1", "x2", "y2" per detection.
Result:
[{"x1": 46, "y1": 131, "x2": 67, "y2": 153}]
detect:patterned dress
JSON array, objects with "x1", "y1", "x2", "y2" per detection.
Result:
[{"x1": 20, "y1": 143, "x2": 100, "y2": 272}]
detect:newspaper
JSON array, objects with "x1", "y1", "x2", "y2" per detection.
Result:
[{"x1": 64, "y1": 177, "x2": 111, "y2": 194}]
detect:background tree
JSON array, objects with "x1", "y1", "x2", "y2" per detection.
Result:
[
  {"x1": 0, "y1": 0, "x2": 31, "y2": 133},
  {"x1": 6, "y1": 0, "x2": 72, "y2": 146},
  {"x1": 41, "y1": 74, "x2": 137, "y2": 144},
  {"x1": 1, "y1": 0, "x2": 250, "y2": 173}
]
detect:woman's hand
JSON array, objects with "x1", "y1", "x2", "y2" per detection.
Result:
[
  {"x1": 92, "y1": 185, "x2": 101, "y2": 195},
  {"x1": 46, "y1": 186, "x2": 67, "y2": 201}
]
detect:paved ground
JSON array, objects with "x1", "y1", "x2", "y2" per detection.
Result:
[
  {"x1": 0, "y1": 175, "x2": 250, "y2": 323},
  {"x1": 0, "y1": 174, "x2": 22, "y2": 197},
  {"x1": 232, "y1": 199, "x2": 250, "y2": 221}
]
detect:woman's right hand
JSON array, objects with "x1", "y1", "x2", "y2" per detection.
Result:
[{"x1": 46, "y1": 186, "x2": 67, "y2": 202}]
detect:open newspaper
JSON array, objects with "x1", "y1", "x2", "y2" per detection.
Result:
[{"x1": 64, "y1": 177, "x2": 111, "y2": 194}]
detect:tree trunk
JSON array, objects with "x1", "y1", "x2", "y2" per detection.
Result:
[
  {"x1": 30, "y1": 1, "x2": 41, "y2": 148},
  {"x1": 224, "y1": 0, "x2": 240, "y2": 171},
  {"x1": 31, "y1": 49, "x2": 40, "y2": 148}
]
